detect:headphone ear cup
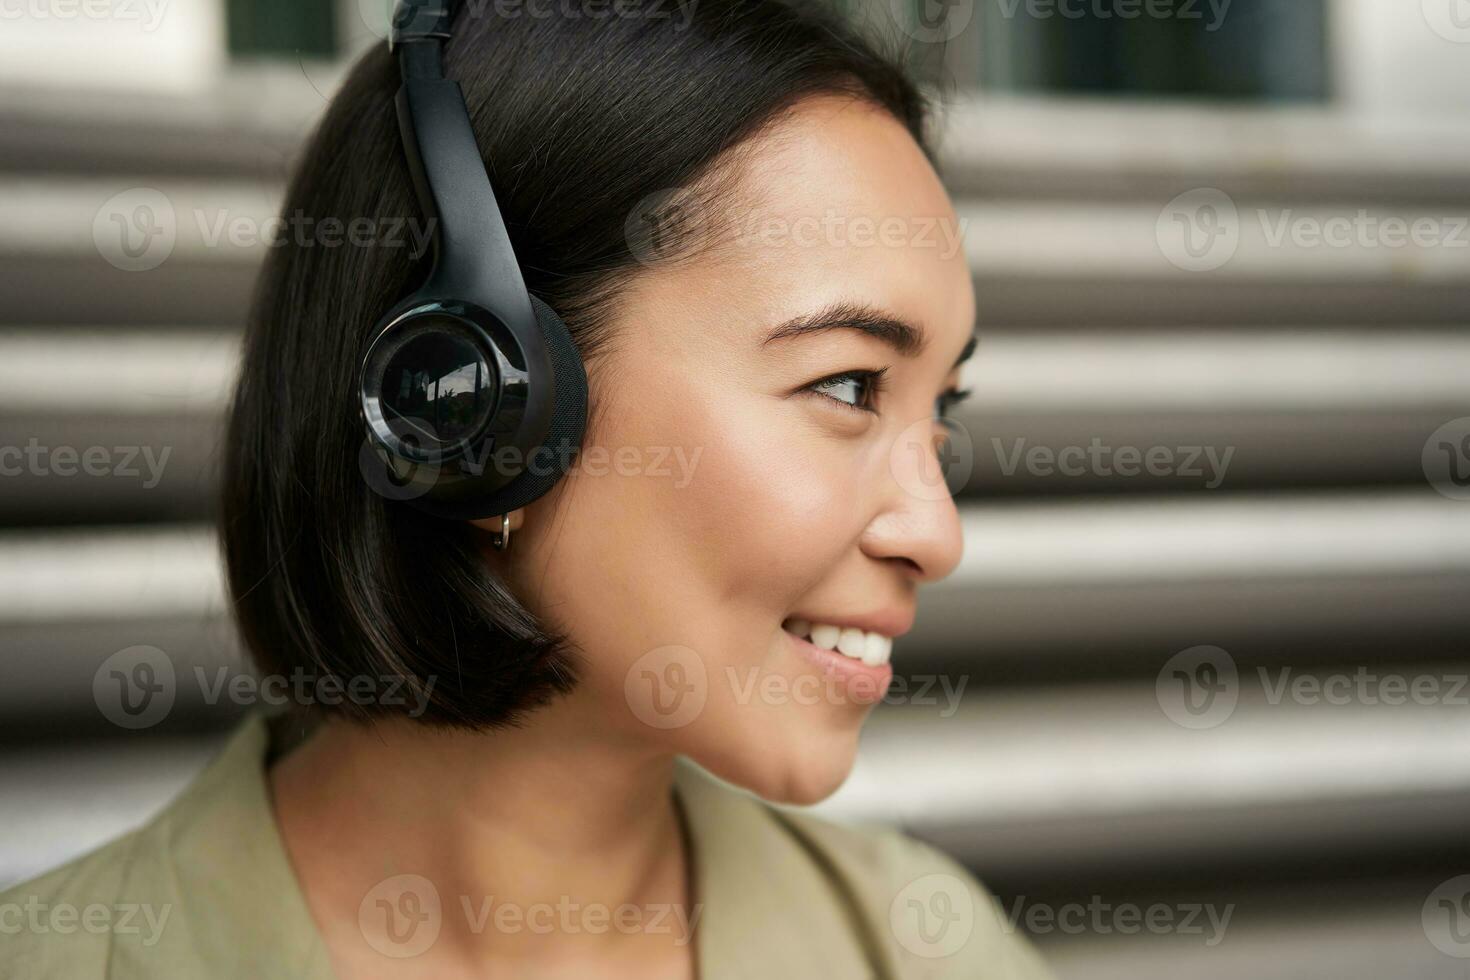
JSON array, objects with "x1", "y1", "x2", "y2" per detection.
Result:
[{"x1": 481, "y1": 293, "x2": 588, "y2": 514}]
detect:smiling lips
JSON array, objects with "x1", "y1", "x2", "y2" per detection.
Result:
[{"x1": 781, "y1": 618, "x2": 893, "y2": 667}]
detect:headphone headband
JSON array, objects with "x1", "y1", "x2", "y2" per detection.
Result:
[{"x1": 360, "y1": 0, "x2": 589, "y2": 520}]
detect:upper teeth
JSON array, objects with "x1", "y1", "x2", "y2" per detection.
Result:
[{"x1": 784, "y1": 619, "x2": 892, "y2": 667}]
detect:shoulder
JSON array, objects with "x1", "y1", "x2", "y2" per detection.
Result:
[
  {"x1": 673, "y1": 758, "x2": 1056, "y2": 979},
  {"x1": 770, "y1": 805, "x2": 1057, "y2": 980},
  {"x1": 0, "y1": 825, "x2": 150, "y2": 978},
  {"x1": 0, "y1": 711, "x2": 332, "y2": 980}
]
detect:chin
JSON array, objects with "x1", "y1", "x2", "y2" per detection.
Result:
[
  {"x1": 768, "y1": 765, "x2": 853, "y2": 806},
  {"x1": 691, "y1": 724, "x2": 862, "y2": 807}
]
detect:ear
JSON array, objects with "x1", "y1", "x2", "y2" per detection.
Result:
[{"x1": 469, "y1": 509, "x2": 526, "y2": 534}]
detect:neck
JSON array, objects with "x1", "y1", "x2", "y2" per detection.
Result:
[{"x1": 267, "y1": 695, "x2": 695, "y2": 970}]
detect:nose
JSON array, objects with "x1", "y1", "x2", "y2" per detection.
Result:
[{"x1": 859, "y1": 423, "x2": 965, "y2": 583}]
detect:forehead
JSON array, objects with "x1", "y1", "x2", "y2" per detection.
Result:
[
  {"x1": 699, "y1": 95, "x2": 974, "y2": 346},
  {"x1": 612, "y1": 94, "x2": 974, "y2": 372},
  {"x1": 748, "y1": 94, "x2": 953, "y2": 221}
]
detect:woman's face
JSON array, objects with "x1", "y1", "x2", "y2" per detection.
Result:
[{"x1": 492, "y1": 94, "x2": 973, "y2": 805}]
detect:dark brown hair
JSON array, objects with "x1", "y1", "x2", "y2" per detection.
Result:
[{"x1": 220, "y1": 0, "x2": 933, "y2": 729}]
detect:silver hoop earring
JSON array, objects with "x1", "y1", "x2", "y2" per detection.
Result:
[{"x1": 492, "y1": 513, "x2": 512, "y2": 551}]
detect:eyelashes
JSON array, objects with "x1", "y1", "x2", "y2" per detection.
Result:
[
  {"x1": 803, "y1": 368, "x2": 973, "y2": 421},
  {"x1": 935, "y1": 386, "x2": 973, "y2": 421},
  {"x1": 805, "y1": 368, "x2": 889, "y2": 414}
]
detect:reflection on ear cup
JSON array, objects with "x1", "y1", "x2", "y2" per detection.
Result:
[{"x1": 376, "y1": 328, "x2": 498, "y2": 453}]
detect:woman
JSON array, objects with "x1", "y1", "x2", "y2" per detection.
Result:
[{"x1": 2, "y1": 1, "x2": 1054, "y2": 977}]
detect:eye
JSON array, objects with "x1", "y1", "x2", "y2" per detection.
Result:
[
  {"x1": 804, "y1": 368, "x2": 888, "y2": 414},
  {"x1": 935, "y1": 386, "x2": 973, "y2": 421}
]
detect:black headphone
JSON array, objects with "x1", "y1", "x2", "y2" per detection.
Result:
[{"x1": 359, "y1": 0, "x2": 587, "y2": 520}]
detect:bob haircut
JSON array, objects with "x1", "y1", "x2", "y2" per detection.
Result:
[{"x1": 220, "y1": 0, "x2": 936, "y2": 730}]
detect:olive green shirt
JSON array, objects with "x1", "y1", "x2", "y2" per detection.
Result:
[{"x1": 1, "y1": 710, "x2": 1054, "y2": 979}]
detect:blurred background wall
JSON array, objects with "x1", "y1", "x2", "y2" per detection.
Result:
[{"x1": 2, "y1": 1, "x2": 1469, "y2": 976}]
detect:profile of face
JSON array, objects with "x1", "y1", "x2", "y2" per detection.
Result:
[{"x1": 484, "y1": 94, "x2": 974, "y2": 806}]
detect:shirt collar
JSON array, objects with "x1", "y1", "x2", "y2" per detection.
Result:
[{"x1": 119, "y1": 710, "x2": 882, "y2": 979}]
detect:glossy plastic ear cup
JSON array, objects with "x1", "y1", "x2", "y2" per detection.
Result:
[
  {"x1": 362, "y1": 0, "x2": 589, "y2": 520},
  {"x1": 360, "y1": 294, "x2": 587, "y2": 520},
  {"x1": 484, "y1": 293, "x2": 587, "y2": 515}
]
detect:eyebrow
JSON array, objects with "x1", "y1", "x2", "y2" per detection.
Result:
[{"x1": 761, "y1": 300, "x2": 978, "y2": 369}]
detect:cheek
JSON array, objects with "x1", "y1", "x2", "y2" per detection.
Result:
[
  {"x1": 526, "y1": 369, "x2": 860, "y2": 716},
  {"x1": 670, "y1": 387, "x2": 859, "y2": 615}
]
